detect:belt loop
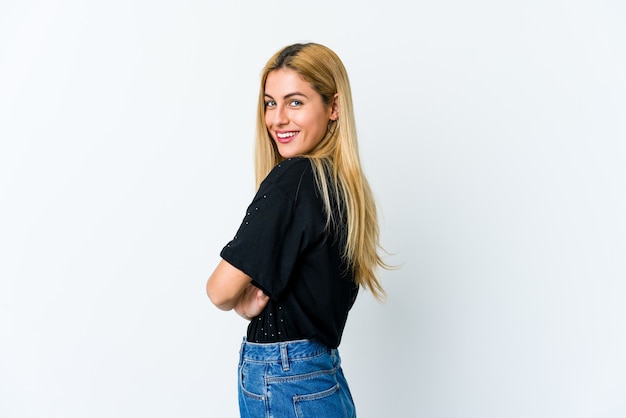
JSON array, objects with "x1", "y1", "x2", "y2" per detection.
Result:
[
  {"x1": 280, "y1": 343, "x2": 290, "y2": 371},
  {"x1": 239, "y1": 338, "x2": 246, "y2": 365}
]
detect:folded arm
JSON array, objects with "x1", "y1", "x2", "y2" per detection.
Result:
[{"x1": 206, "y1": 259, "x2": 269, "y2": 318}]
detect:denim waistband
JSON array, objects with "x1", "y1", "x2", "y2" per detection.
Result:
[{"x1": 239, "y1": 337, "x2": 331, "y2": 364}]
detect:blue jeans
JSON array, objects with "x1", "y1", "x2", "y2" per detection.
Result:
[{"x1": 238, "y1": 338, "x2": 356, "y2": 417}]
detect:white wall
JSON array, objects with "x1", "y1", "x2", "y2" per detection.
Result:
[{"x1": 1, "y1": 1, "x2": 625, "y2": 417}]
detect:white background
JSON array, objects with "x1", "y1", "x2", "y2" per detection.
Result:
[{"x1": 1, "y1": 1, "x2": 625, "y2": 417}]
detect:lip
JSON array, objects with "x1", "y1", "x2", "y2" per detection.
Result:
[{"x1": 275, "y1": 130, "x2": 299, "y2": 144}]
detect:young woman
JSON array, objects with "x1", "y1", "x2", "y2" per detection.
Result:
[{"x1": 206, "y1": 42, "x2": 388, "y2": 417}]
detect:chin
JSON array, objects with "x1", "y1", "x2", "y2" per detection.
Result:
[{"x1": 277, "y1": 147, "x2": 297, "y2": 159}]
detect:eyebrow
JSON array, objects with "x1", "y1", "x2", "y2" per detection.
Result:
[{"x1": 264, "y1": 92, "x2": 309, "y2": 100}]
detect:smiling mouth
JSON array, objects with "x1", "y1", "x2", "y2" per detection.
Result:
[{"x1": 276, "y1": 131, "x2": 298, "y2": 143}]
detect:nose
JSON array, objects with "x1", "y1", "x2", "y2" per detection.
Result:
[{"x1": 273, "y1": 106, "x2": 288, "y2": 126}]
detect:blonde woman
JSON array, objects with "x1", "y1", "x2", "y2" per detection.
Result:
[{"x1": 207, "y1": 42, "x2": 388, "y2": 417}]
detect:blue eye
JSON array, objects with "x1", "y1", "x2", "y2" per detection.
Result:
[
  {"x1": 264, "y1": 100, "x2": 276, "y2": 108},
  {"x1": 289, "y1": 100, "x2": 303, "y2": 107}
]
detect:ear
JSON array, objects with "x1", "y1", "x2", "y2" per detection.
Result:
[{"x1": 329, "y1": 93, "x2": 339, "y2": 121}]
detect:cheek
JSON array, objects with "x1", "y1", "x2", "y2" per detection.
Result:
[
  {"x1": 311, "y1": 116, "x2": 329, "y2": 138},
  {"x1": 264, "y1": 113, "x2": 272, "y2": 130}
]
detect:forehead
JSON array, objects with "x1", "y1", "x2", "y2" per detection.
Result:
[{"x1": 264, "y1": 68, "x2": 314, "y2": 95}]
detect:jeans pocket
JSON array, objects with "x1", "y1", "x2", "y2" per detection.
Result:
[
  {"x1": 293, "y1": 383, "x2": 352, "y2": 418},
  {"x1": 239, "y1": 361, "x2": 266, "y2": 400}
]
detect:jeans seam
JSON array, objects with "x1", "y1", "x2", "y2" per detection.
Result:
[
  {"x1": 242, "y1": 349, "x2": 328, "y2": 364},
  {"x1": 266, "y1": 366, "x2": 337, "y2": 384}
]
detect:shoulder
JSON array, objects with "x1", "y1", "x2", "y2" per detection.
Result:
[
  {"x1": 264, "y1": 157, "x2": 312, "y2": 182},
  {"x1": 262, "y1": 157, "x2": 315, "y2": 191},
  {"x1": 257, "y1": 158, "x2": 319, "y2": 206}
]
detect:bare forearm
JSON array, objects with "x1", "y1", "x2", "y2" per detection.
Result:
[
  {"x1": 207, "y1": 260, "x2": 269, "y2": 317},
  {"x1": 234, "y1": 284, "x2": 270, "y2": 319},
  {"x1": 206, "y1": 260, "x2": 251, "y2": 310}
]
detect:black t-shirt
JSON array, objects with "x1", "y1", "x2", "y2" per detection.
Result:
[{"x1": 220, "y1": 157, "x2": 358, "y2": 348}]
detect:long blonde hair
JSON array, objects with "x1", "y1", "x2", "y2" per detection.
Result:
[{"x1": 254, "y1": 43, "x2": 388, "y2": 300}]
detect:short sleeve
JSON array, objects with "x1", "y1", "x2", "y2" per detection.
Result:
[{"x1": 219, "y1": 176, "x2": 309, "y2": 300}]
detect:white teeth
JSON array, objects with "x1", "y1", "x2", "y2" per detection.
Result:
[{"x1": 277, "y1": 132, "x2": 297, "y2": 139}]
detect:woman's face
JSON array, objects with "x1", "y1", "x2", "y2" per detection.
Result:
[{"x1": 264, "y1": 68, "x2": 338, "y2": 158}]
